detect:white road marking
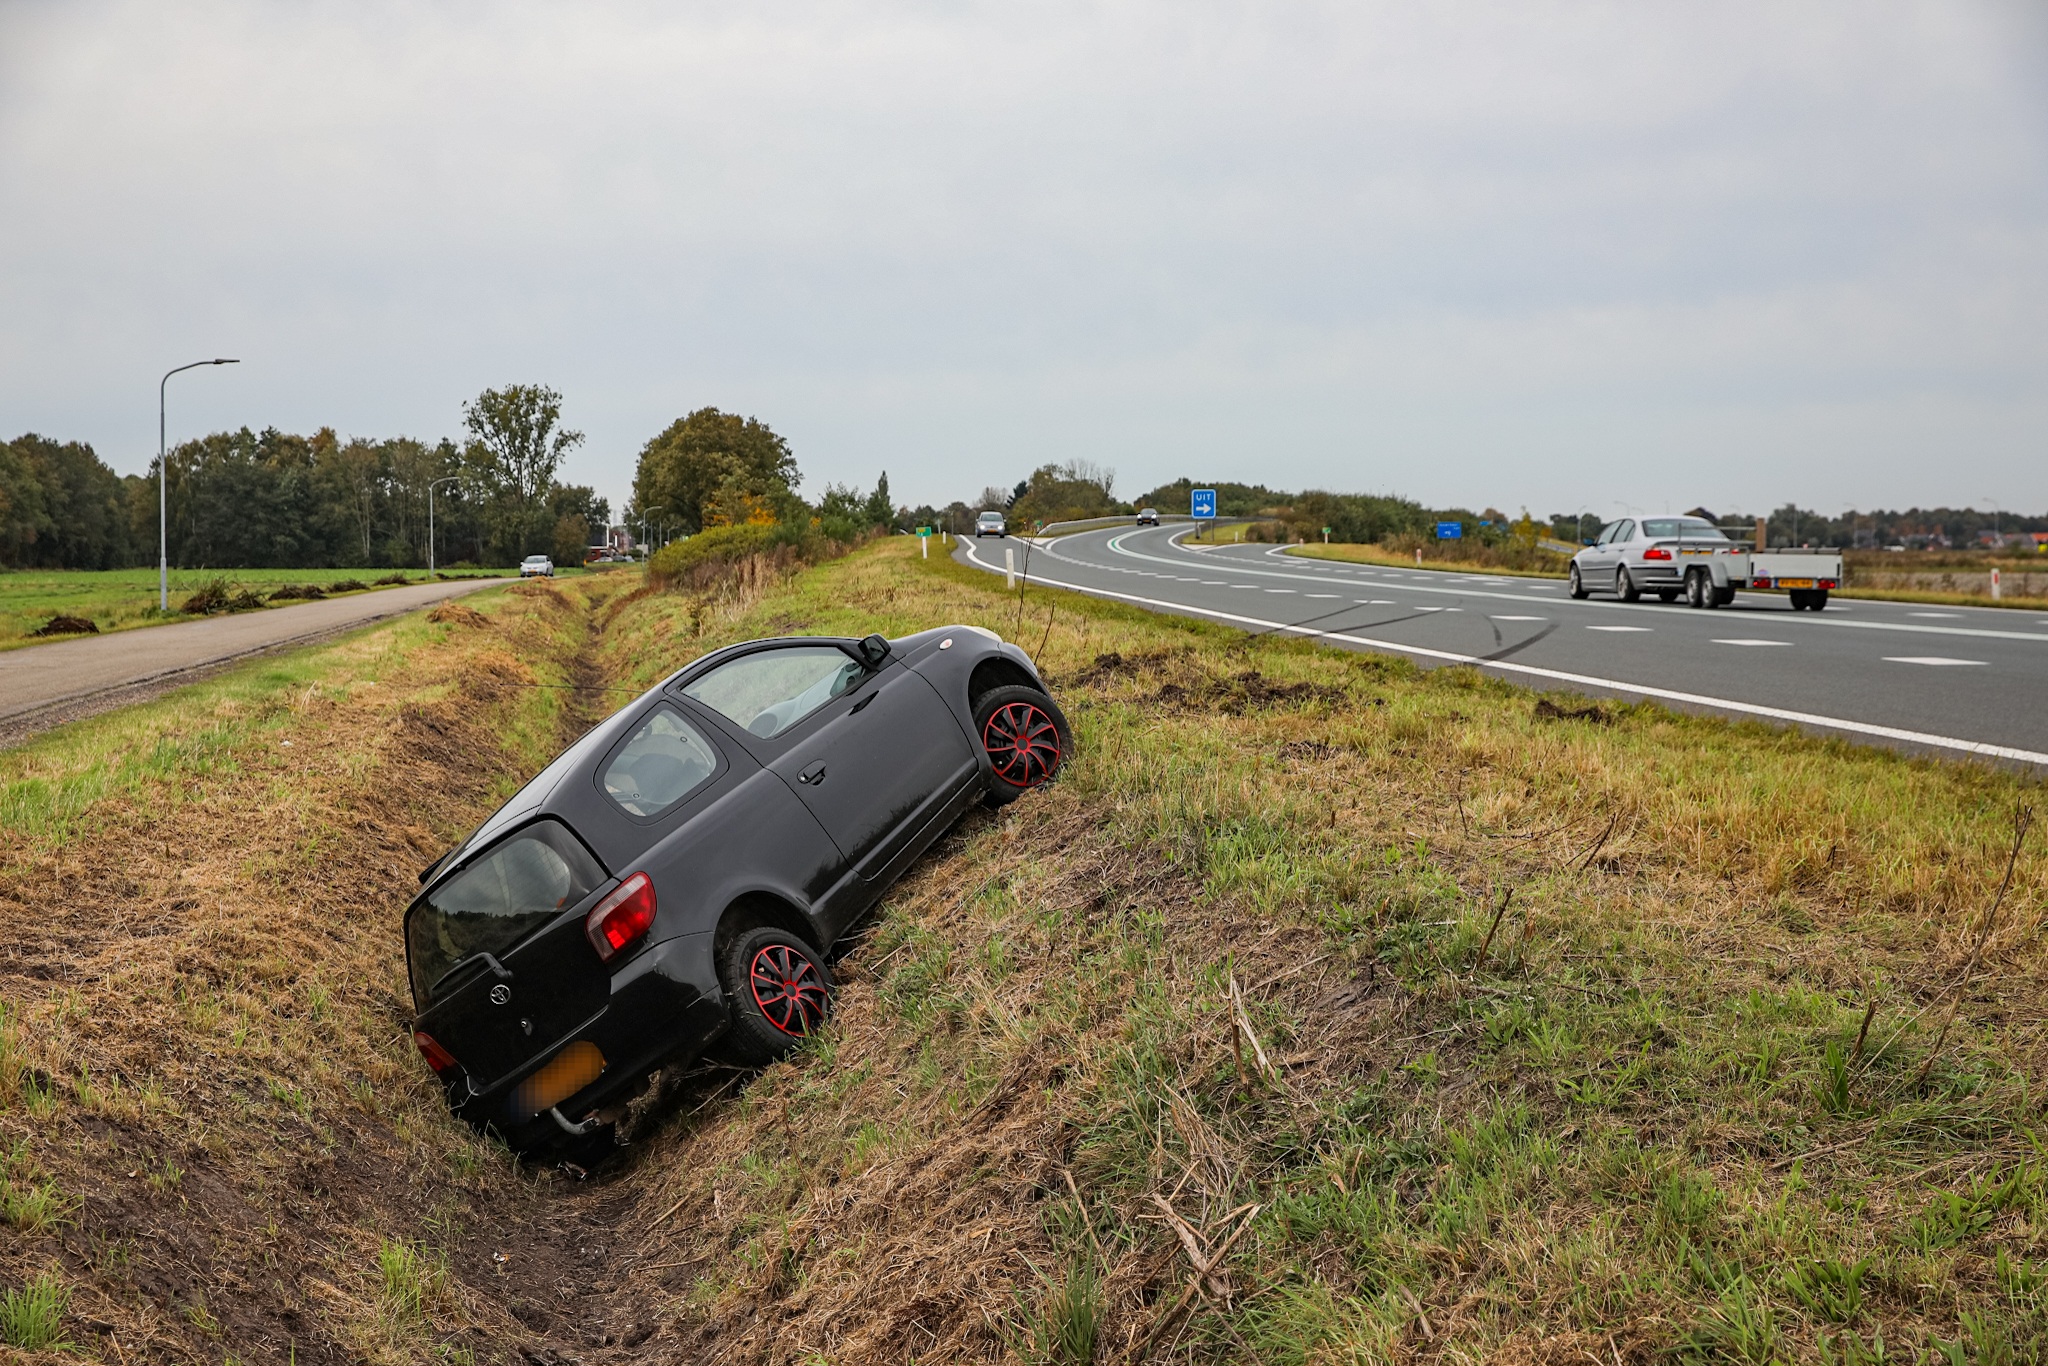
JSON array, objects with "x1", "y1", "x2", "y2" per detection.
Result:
[
  {"x1": 1884, "y1": 656, "x2": 1988, "y2": 666},
  {"x1": 1265, "y1": 588, "x2": 1295, "y2": 594},
  {"x1": 1306, "y1": 593, "x2": 1340, "y2": 599},
  {"x1": 1587, "y1": 626, "x2": 1652, "y2": 632},
  {"x1": 1100, "y1": 532, "x2": 2048, "y2": 644},
  {"x1": 960, "y1": 539, "x2": 2048, "y2": 766},
  {"x1": 1358, "y1": 599, "x2": 1396, "y2": 605},
  {"x1": 1715, "y1": 639, "x2": 1793, "y2": 647},
  {"x1": 1491, "y1": 615, "x2": 1546, "y2": 621},
  {"x1": 1909, "y1": 612, "x2": 1962, "y2": 619}
]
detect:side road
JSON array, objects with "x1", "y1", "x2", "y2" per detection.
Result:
[{"x1": 0, "y1": 576, "x2": 504, "y2": 742}]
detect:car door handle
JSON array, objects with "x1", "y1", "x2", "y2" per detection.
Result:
[
  {"x1": 848, "y1": 691, "x2": 878, "y2": 714},
  {"x1": 799, "y1": 761, "x2": 827, "y2": 786}
]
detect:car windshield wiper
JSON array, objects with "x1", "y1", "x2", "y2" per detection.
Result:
[{"x1": 429, "y1": 951, "x2": 513, "y2": 999}]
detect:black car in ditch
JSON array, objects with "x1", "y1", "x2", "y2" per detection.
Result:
[{"x1": 404, "y1": 625, "x2": 1070, "y2": 1158}]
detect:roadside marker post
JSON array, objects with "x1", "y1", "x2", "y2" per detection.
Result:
[
  {"x1": 1006, "y1": 546, "x2": 1016, "y2": 588},
  {"x1": 1992, "y1": 567, "x2": 2002, "y2": 601},
  {"x1": 918, "y1": 526, "x2": 931, "y2": 560}
]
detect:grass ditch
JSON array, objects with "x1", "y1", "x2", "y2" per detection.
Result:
[
  {"x1": 596, "y1": 539, "x2": 2046, "y2": 1364},
  {"x1": 2, "y1": 536, "x2": 2044, "y2": 1362},
  {"x1": 0, "y1": 576, "x2": 645, "y2": 1362}
]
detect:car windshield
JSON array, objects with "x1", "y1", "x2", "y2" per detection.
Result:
[
  {"x1": 683, "y1": 646, "x2": 864, "y2": 739},
  {"x1": 407, "y1": 820, "x2": 603, "y2": 1006},
  {"x1": 978, "y1": 513, "x2": 1002, "y2": 523},
  {"x1": 1641, "y1": 519, "x2": 1727, "y2": 540},
  {"x1": 523, "y1": 556, "x2": 547, "y2": 565}
]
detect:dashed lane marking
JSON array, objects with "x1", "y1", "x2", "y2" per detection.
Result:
[{"x1": 957, "y1": 539, "x2": 2048, "y2": 766}]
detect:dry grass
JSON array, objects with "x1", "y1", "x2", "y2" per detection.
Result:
[
  {"x1": 584, "y1": 541, "x2": 2048, "y2": 1365},
  {"x1": 2, "y1": 537, "x2": 2043, "y2": 1363},
  {"x1": 0, "y1": 579, "x2": 646, "y2": 1363}
]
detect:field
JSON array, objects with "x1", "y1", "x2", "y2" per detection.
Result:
[
  {"x1": 0, "y1": 541, "x2": 2042, "y2": 1363},
  {"x1": 0, "y1": 566, "x2": 631, "y2": 651}
]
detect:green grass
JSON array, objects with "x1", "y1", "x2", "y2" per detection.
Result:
[
  {"x1": 0, "y1": 564, "x2": 537, "y2": 650},
  {"x1": 0, "y1": 586, "x2": 514, "y2": 851},
  {"x1": 606, "y1": 539, "x2": 2048, "y2": 1363},
  {"x1": 0, "y1": 1271, "x2": 67, "y2": 1349}
]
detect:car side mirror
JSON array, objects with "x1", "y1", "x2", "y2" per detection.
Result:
[{"x1": 857, "y1": 634, "x2": 890, "y2": 668}]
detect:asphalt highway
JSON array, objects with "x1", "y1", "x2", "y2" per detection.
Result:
[{"x1": 959, "y1": 526, "x2": 2048, "y2": 768}]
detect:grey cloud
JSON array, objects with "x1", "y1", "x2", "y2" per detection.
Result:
[{"x1": 2, "y1": 0, "x2": 2043, "y2": 517}]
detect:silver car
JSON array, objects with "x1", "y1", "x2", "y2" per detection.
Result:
[
  {"x1": 1570, "y1": 516, "x2": 1734, "y2": 603},
  {"x1": 975, "y1": 511, "x2": 1007, "y2": 538}
]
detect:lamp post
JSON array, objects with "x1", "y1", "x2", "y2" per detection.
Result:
[
  {"x1": 159, "y1": 359, "x2": 239, "y2": 611},
  {"x1": 427, "y1": 477, "x2": 463, "y2": 576}
]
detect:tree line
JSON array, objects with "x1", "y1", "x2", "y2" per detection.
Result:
[{"x1": 1, "y1": 385, "x2": 608, "y2": 570}]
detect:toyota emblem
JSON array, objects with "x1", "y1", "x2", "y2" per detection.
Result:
[{"x1": 488, "y1": 983, "x2": 511, "y2": 1005}]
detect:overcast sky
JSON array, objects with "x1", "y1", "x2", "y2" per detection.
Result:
[{"x1": 3, "y1": 1, "x2": 2045, "y2": 521}]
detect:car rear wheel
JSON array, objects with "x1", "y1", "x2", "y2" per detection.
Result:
[
  {"x1": 715, "y1": 927, "x2": 834, "y2": 1066},
  {"x1": 1568, "y1": 564, "x2": 1588, "y2": 599},
  {"x1": 1615, "y1": 566, "x2": 1642, "y2": 603},
  {"x1": 974, "y1": 685, "x2": 1073, "y2": 806}
]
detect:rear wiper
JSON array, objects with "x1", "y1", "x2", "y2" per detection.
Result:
[{"x1": 429, "y1": 952, "x2": 513, "y2": 999}]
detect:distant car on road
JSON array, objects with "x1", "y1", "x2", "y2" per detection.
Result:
[
  {"x1": 1135, "y1": 508, "x2": 1160, "y2": 526},
  {"x1": 519, "y1": 555, "x2": 555, "y2": 578},
  {"x1": 1570, "y1": 517, "x2": 1841, "y2": 610},
  {"x1": 976, "y1": 511, "x2": 1007, "y2": 537},
  {"x1": 404, "y1": 626, "x2": 1071, "y2": 1160}
]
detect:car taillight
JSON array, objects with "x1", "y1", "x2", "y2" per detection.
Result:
[
  {"x1": 414, "y1": 1031, "x2": 458, "y2": 1074},
  {"x1": 1819, "y1": 579, "x2": 1837, "y2": 589},
  {"x1": 1642, "y1": 547, "x2": 1672, "y2": 560},
  {"x1": 585, "y1": 872, "x2": 656, "y2": 961}
]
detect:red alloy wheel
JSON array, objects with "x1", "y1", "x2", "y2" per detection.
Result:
[
  {"x1": 748, "y1": 944, "x2": 830, "y2": 1036},
  {"x1": 982, "y1": 700, "x2": 1063, "y2": 789}
]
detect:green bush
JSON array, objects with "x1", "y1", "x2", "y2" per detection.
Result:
[{"x1": 646, "y1": 522, "x2": 790, "y2": 579}]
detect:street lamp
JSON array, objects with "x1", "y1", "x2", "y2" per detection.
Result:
[
  {"x1": 427, "y1": 477, "x2": 463, "y2": 576},
  {"x1": 159, "y1": 358, "x2": 239, "y2": 611}
]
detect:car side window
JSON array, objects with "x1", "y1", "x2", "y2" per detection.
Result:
[
  {"x1": 682, "y1": 646, "x2": 865, "y2": 740},
  {"x1": 602, "y1": 706, "x2": 720, "y2": 818},
  {"x1": 1593, "y1": 521, "x2": 1619, "y2": 545},
  {"x1": 1614, "y1": 519, "x2": 1636, "y2": 543}
]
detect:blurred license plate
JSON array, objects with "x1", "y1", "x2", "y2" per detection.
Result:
[{"x1": 1778, "y1": 578, "x2": 1816, "y2": 588}]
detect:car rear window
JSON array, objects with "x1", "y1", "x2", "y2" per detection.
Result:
[
  {"x1": 602, "y1": 706, "x2": 719, "y2": 818},
  {"x1": 1641, "y1": 518, "x2": 1727, "y2": 540},
  {"x1": 407, "y1": 820, "x2": 604, "y2": 1006}
]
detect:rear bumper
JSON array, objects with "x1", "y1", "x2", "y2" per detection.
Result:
[{"x1": 443, "y1": 931, "x2": 726, "y2": 1152}]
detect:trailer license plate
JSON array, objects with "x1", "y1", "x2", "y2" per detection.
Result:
[{"x1": 1778, "y1": 578, "x2": 1815, "y2": 588}]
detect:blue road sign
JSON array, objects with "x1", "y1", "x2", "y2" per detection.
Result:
[
  {"x1": 1191, "y1": 488, "x2": 1218, "y2": 519},
  {"x1": 1435, "y1": 521, "x2": 1463, "y2": 540}
]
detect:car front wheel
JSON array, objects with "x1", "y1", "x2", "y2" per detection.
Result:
[
  {"x1": 1568, "y1": 564, "x2": 1588, "y2": 599},
  {"x1": 974, "y1": 685, "x2": 1073, "y2": 806},
  {"x1": 715, "y1": 927, "x2": 834, "y2": 1066}
]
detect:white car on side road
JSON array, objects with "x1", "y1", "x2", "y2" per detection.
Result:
[
  {"x1": 1570, "y1": 516, "x2": 1842, "y2": 611},
  {"x1": 519, "y1": 555, "x2": 555, "y2": 578},
  {"x1": 976, "y1": 511, "x2": 1007, "y2": 538}
]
